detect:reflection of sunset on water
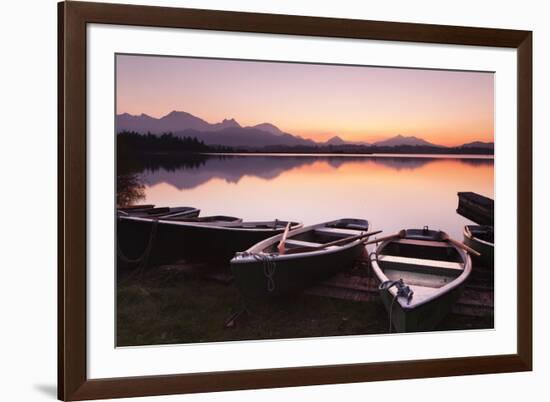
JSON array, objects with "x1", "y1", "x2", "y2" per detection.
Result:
[{"x1": 138, "y1": 155, "x2": 493, "y2": 239}]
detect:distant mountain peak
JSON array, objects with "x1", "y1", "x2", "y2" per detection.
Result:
[
  {"x1": 460, "y1": 141, "x2": 494, "y2": 149},
  {"x1": 117, "y1": 110, "x2": 490, "y2": 151},
  {"x1": 163, "y1": 110, "x2": 195, "y2": 118},
  {"x1": 256, "y1": 122, "x2": 278, "y2": 129},
  {"x1": 326, "y1": 135, "x2": 346, "y2": 145},
  {"x1": 216, "y1": 118, "x2": 241, "y2": 130},
  {"x1": 251, "y1": 122, "x2": 284, "y2": 135},
  {"x1": 373, "y1": 134, "x2": 443, "y2": 148}
]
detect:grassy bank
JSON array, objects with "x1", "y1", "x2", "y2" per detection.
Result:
[{"x1": 117, "y1": 265, "x2": 493, "y2": 346}]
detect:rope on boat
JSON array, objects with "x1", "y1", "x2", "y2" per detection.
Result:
[
  {"x1": 255, "y1": 253, "x2": 277, "y2": 293},
  {"x1": 378, "y1": 279, "x2": 414, "y2": 333},
  {"x1": 117, "y1": 218, "x2": 158, "y2": 272},
  {"x1": 236, "y1": 252, "x2": 278, "y2": 293}
]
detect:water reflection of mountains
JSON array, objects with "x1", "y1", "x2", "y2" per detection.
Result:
[{"x1": 134, "y1": 154, "x2": 493, "y2": 190}]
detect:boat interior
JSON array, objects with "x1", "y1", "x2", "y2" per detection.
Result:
[
  {"x1": 118, "y1": 204, "x2": 155, "y2": 212},
  {"x1": 468, "y1": 225, "x2": 494, "y2": 243},
  {"x1": 120, "y1": 206, "x2": 197, "y2": 217},
  {"x1": 264, "y1": 220, "x2": 369, "y2": 253},
  {"x1": 224, "y1": 220, "x2": 300, "y2": 230},
  {"x1": 164, "y1": 215, "x2": 241, "y2": 223},
  {"x1": 376, "y1": 238, "x2": 465, "y2": 291},
  {"x1": 145, "y1": 206, "x2": 195, "y2": 215}
]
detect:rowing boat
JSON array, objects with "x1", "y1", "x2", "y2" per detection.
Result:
[
  {"x1": 231, "y1": 218, "x2": 371, "y2": 299},
  {"x1": 117, "y1": 206, "x2": 200, "y2": 219},
  {"x1": 118, "y1": 204, "x2": 155, "y2": 212},
  {"x1": 163, "y1": 215, "x2": 242, "y2": 223},
  {"x1": 463, "y1": 225, "x2": 494, "y2": 268},
  {"x1": 456, "y1": 192, "x2": 494, "y2": 225},
  {"x1": 370, "y1": 228, "x2": 472, "y2": 332},
  {"x1": 117, "y1": 217, "x2": 301, "y2": 267}
]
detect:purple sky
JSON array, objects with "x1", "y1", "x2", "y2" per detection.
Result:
[{"x1": 116, "y1": 54, "x2": 494, "y2": 146}]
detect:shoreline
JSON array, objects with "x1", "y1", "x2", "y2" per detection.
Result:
[
  {"x1": 200, "y1": 152, "x2": 494, "y2": 159},
  {"x1": 116, "y1": 259, "x2": 494, "y2": 347}
]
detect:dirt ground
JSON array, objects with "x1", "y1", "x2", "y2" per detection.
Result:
[{"x1": 116, "y1": 264, "x2": 494, "y2": 347}]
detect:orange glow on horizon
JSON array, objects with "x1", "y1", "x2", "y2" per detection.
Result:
[{"x1": 117, "y1": 55, "x2": 494, "y2": 147}]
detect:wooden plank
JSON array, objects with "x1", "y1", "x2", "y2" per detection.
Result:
[
  {"x1": 384, "y1": 269, "x2": 453, "y2": 288},
  {"x1": 285, "y1": 239, "x2": 323, "y2": 248},
  {"x1": 318, "y1": 274, "x2": 377, "y2": 292},
  {"x1": 378, "y1": 254, "x2": 464, "y2": 271},
  {"x1": 305, "y1": 285, "x2": 378, "y2": 303},
  {"x1": 305, "y1": 273, "x2": 493, "y2": 318},
  {"x1": 315, "y1": 227, "x2": 362, "y2": 237},
  {"x1": 393, "y1": 238, "x2": 449, "y2": 248}
]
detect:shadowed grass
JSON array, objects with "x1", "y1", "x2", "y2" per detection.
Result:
[{"x1": 116, "y1": 266, "x2": 493, "y2": 347}]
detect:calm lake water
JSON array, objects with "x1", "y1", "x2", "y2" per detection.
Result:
[{"x1": 132, "y1": 154, "x2": 494, "y2": 240}]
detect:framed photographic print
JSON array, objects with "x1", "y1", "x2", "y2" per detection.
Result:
[{"x1": 58, "y1": 1, "x2": 532, "y2": 400}]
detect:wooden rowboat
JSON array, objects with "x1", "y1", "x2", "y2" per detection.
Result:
[
  {"x1": 457, "y1": 192, "x2": 494, "y2": 225},
  {"x1": 118, "y1": 204, "x2": 155, "y2": 212},
  {"x1": 463, "y1": 225, "x2": 494, "y2": 268},
  {"x1": 163, "y1": 215, "x2": 242, "y2": 223},
  {"x1": 231, "y1": 218, "x2": 371, "y2": 299},
  {"x1": 117, "y1": 217, "x2": 301, "y2": 267},
  {"x1": 117, "y1": 206, "x2": 200, "y2": 219},
  {"x1": 370, "y1": 228, "x2": 472, "y2": 332}
]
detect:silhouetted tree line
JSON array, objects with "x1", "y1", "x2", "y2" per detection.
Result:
[
  {"x1": 117, "y1": 131, "x2": 228, "y2": 176},
  {"x1": 118, "y1": 131, "x2": 212, "y2": 153}
]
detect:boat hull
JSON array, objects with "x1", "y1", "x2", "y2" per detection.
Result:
[
  {"x1": 456, "y1": 192, "x2": 494, "y2": 225},
  {"x1": 463, "y1": 226, "x2": 494, "y2": 269},
  {"x1": 231, "y1": 243, "x2": 365, "y2": 299},
  {"x1": 117, "y1": 218, "x2": 297, "y2": 267},
  {"x1": 377, "y1": 278, "x2": 465, "y2": 332},
  {"x1": 119, "y1": 206, "x2": 200, "y2": 219},
  {"x1": 371, "y1": 228, "x2": 471, "y2": 333}
]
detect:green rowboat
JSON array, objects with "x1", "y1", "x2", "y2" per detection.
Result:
[
  {"x1": 370, "y1": 228, "x2": 472, "y2": 333},
  {"x1": 231, "y1": 218, "x2": 371, "y2": 299},
  {"x1": 463, "y1": 225, "x2": 494, "y2": 268}
]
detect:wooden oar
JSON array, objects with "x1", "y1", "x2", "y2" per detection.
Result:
[
  {"x1": 363, "y1": 230, "x2": 407, "y2": 246},
  {"x1": 439, "y1": 231, "x2": 481, "y2": 257},
  {"x1": 277, "y1": 222, "x2": 292, "y2": 255},
  {"x1": 283, "y1": 230, "x2": 382, "y2": 255}
]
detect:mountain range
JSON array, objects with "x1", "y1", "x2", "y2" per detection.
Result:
[{"x1": 116, "y1": 110, "x2": 493, "y2": 150}]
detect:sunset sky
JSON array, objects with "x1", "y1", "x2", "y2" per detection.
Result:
[{"x1": 116, "y1": 54, "x2": 494, "y2": 146}]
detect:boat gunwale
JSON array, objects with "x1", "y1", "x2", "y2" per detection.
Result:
[
  {"x1": 370, "y1": 231, "x2": 472, "y2": 310},
  {"x1": 464, "y1": 225, "x2": 494, "y2": 248},
  {"x1": 119, "y1": 206, "x2": 200, "y2": 219},
  {"x1": 231, "y1": 219, "x2": 370, "y2": 263},
  {"x1": 118, "y1": 215, "x2": 302, "y2": 232}
]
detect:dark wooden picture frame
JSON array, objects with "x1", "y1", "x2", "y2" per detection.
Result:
[{"x1": 58, "y1": 1, "x2": 532, "y2": 400}]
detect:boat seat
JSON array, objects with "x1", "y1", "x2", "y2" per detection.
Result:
[
  {"x1": 384, "y1": 268, "x2": 456, "y2": 289},
  {"x1": 393, "y1": 238, "x2": 449, "y2": 248},
  {"x1": 284, "y1": 239, "x2": 322, "y2": 248},
  {"x1": 378, "y1": 254, "x2": 464, "y2": 274},
  {"x1": 315, "y1": 227, "x2": 362, "y2": 237}
]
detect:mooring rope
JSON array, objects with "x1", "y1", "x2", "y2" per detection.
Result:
[
  {"x1": 255, "y1": 253, "x2": 277, "y2": 293},
  {"x1": 236, "y1": 252, "x2": 278, "y2": 293},
  {"x1": 117, "y1": 218, "x2": 159, "y2": 273},
  {"x1": 388, "y1": 294, "x2": 398, "y2": 333},
  {"x1": 378, "y1": 279, "x2": 414, "y2": 333}
]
